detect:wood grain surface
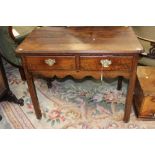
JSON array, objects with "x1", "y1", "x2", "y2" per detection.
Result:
[{"x1": 16, "y1": 26, "x2": 143, "y2": 54}]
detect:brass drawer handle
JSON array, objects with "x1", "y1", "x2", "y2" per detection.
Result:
[
  {"x1": 100, "y1": 59, "x2": 112, "y2": 67},
  {"x1": 44, "y1": 59, "x2": 56, "y2": 66}
]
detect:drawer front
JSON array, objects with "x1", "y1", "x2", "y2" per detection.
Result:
[
  {"x1": 80, "y1": 56, "x2": 133, "y2": 71},
  {"x1": 26, "y1": 56, "x2": 76, "y2": 70}
]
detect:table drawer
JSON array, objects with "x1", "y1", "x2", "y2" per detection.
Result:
[
  {"x1": 26, "y1": 56, "x2": 76, "y2": 70},
  {"x1": 80, "y1": 56, "x2": 133, "y2": 71}
]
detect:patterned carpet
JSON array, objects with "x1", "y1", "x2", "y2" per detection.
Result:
[{"x1": 1, "y1": 63, "x2": 155, "y2": 129}]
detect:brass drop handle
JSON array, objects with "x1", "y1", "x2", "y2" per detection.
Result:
[
  {"x1": 100, "y1": 59, "x2": 112, "y2": 67},
  {"x1": 44, "y1": 59, "x2": 56, "y2": 66}
]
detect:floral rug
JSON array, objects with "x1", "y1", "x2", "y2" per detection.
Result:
[{"x1": 1, "y1": 63, "x2": 155, "y2": 129}]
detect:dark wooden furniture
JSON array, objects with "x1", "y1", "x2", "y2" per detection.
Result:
[
  {"x1": 16, "y1": 26, "x2": 143, "y2": 123},
  {"x1": 0, "y1": 26, "x2": 26, "y2": 81},
  {"x1": 0, "y1": 56, "x2": 24, "y2": 120},
  {"x1": 134, "y1": 66, "x2": 155, "y2": 119}
]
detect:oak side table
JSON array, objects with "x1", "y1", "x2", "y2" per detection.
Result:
[{"x1": 16, "y1": 27, "x2": 143, "y2": 122}]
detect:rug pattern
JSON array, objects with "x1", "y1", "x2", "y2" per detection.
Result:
[{"x1": 1, "y1": 63, "x2": 155, "y2": 129}]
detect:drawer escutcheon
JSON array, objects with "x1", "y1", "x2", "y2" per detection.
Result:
[
  {"x1": 44, "y1": 59, "x2": 56, "y2": 66},
  {"x1": 100, "y1": 59, "x2": 112, "y2": 67}
]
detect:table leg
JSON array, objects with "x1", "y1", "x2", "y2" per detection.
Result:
[
  {"x1": 25, "y1": 72, "x2": 42, "y2": 119},
  {"x1": 117, "y1": 76, "x2": 123, "y2": 90},
  {"x1": 45, "y1": 78, "x2": 53, "y2": 88},
  {"x1": 123, "y1": 56, "x2": 138, "y2": 122}
]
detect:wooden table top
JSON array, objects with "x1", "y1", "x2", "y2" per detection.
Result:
[{"x1": 16, "y1": 26, "x2": 143, "y2": 54}]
